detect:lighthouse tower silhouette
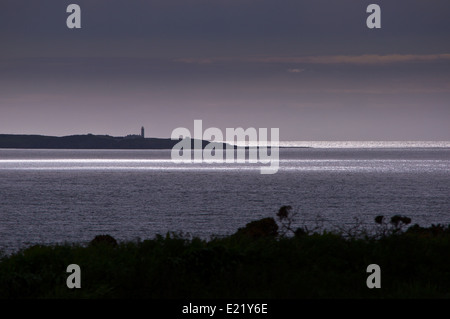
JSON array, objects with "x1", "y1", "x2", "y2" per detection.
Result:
[{"x1": 141, "y1": 126, "x2": 145, "y2": 138}]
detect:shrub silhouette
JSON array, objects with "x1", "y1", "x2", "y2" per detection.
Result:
[
  {"x1": 235, "y1": 217, "x2": 279, "y2": 238},
  {"x1": 277, "y1": 205, "x2": 292, "y2": 220},
  {"x1": 390, "y1": 215, "x2": 411, "y2": 230},
  {"x1": 374, "y1": 215, "x2": 412, "y2": 237},
  {"x1": 406, "y1": 224, "x2": 450, "y2": 237},
  {"x1": 89, "y1": 234, "x2": 118, "y2": 247},
  {"x1": 276, "y1": 205, "x2": 299, "y2": 236},
  {"x1": 294, "y1": 227, "x2": 307, "y2": 237},
  {"x1": 374, "y1": 215, "x2": 384, "y2": 225}
]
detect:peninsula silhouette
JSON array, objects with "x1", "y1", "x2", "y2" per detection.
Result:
[{"x1": 0, "y1": 134, "x2": 229, "y2": 150}]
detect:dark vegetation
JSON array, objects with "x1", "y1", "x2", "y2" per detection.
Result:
[{"x1": 1, "y1": 207, "x2": 450, "y2": 299}]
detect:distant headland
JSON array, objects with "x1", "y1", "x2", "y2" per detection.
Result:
[
  {"x1": 0, "y1": 127, "x2": 229, "y2": 150},
  {"x1": 0, "y1": 127, "x2": 312, "y2": 150}
]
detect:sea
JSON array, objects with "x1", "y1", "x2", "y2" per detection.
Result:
[{"x1": 0, "y1": 141, "x2": 449, "y2": 255}]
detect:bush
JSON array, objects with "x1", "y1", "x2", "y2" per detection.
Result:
[
  {"x1": 89, "y1": 235, "x2": 118, "y2": 248},
  {"x1": 234, "y1": 217, "x2": 279, "y2": 238},
  {"x1": 1, "y1": 208, "x2": 450, "y2": 298}
]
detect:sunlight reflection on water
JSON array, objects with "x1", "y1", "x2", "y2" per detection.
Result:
[{"x1": 0, "y1": 147, "x2": 449, "y2": 254}]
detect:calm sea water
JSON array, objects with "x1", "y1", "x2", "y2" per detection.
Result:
[{"x1": 0, "y1": 142, "x2": 449, "y2": 254}]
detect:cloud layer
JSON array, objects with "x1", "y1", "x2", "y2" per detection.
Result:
[{"x1": 176, "y1": 54, "x2": 450, "y2": 65}]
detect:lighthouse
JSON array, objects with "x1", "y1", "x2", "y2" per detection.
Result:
[{"x1": 141, "y1": 126, "x2": 145, "y2": 138}]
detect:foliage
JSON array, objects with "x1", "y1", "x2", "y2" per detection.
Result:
[
  {"x1": 374, "y1": 214, "x2": 413, "y2": 237},
  {"x1": 89, "y1": 235, "x2": 118, "y2": 248},
  {"x1": 234, "y1": 217, "x2": 279, "y2": 238},
  {"x1": 0, "y1": 208, "x2": 449, "y2": 299}
]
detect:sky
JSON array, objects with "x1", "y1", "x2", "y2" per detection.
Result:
[{"x1": 0, "y1": 0, "x2": 449, "y2": 141}]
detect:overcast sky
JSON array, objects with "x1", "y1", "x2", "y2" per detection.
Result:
[{"x1": 1, "y1": 0, "x2": 449, "y2": 140}]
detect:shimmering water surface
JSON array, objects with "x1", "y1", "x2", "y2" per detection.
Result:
[{"x1": 0, "y1": 144, "x2": 449, "y2": 254}]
